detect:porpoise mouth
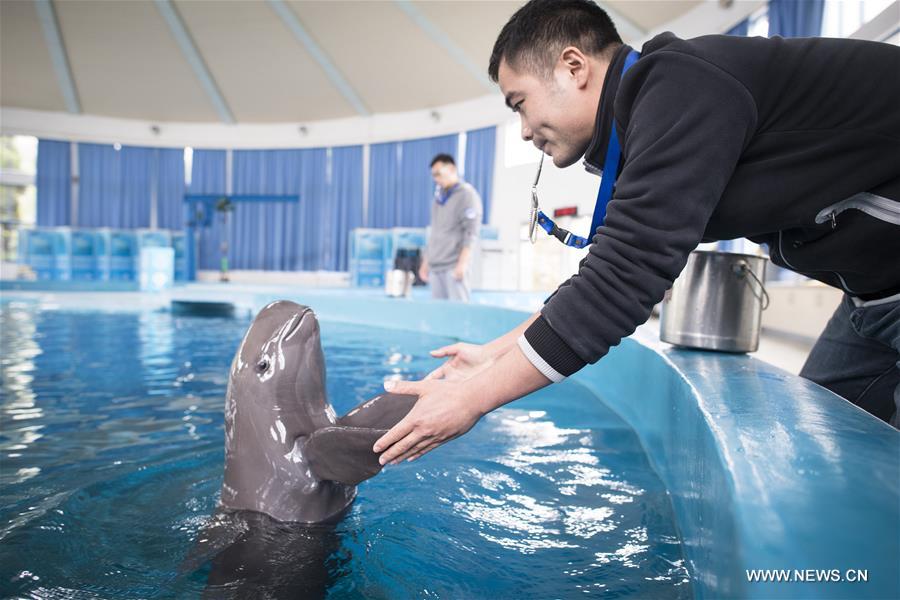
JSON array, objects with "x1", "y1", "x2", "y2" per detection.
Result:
[{"x1": 283, "y1": 307, "x2": 314, "y2": 342}]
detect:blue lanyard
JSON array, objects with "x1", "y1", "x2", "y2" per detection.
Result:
[
  {"x1": 537, "y1": 49, "x2": 641, "y2": 249},
  {"x1": 435, "y1": 183, "x2": 459, "y2": 206}
]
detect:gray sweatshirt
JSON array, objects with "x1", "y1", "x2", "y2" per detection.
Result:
[{"x1": 426, "y1": 181, "x2": 483, "y2": 270}]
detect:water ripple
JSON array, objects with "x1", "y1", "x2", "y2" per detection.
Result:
[{"x1": 0, "y1": 304, "x2": 691, "y2": 598}]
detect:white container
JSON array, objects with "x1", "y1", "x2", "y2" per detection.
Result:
[{"x1": 385, "y1": 269, "x2": 413, "y2": 298}]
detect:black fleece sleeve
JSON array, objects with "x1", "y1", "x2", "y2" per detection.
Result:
[{"x1": 524, "y1": 52, "x2": 758, "y2": 376}]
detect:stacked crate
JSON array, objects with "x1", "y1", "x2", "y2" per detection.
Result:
[
  {"x1": 348, "y1": 229, "x2": 390, "y2": 287},
  {"x1": 17, "y1": 227, "x2": 183, "y2": 286},
  {"x1": 95, "y1": 229, "x2": 138, "y2": 281},
  {"x1": 18, "y1": 228, "x2": 70, "y2": 280}
]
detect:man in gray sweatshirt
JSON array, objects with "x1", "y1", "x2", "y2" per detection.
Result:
[{"x1": 420, "y1": 154, "x2": 483, "y2": 302}]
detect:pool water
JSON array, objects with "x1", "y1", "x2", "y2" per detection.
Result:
[{"x1": 0, "y1": 300, "x2": 691, "y2": 598}]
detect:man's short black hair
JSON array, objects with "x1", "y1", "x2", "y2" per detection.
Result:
[
  {"x1": 488, "y1": 0, "x2": 622, "y2": 83},
  {"x1": 430, "y1": 153, "x2": 456, "y2": 168}
]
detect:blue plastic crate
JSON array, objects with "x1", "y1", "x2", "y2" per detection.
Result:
[
  {"x1": 96, "y1": 229, "x2": 138, "y2": 281},
  {"x1": 386, "y1": 227, "x2": 426, "y2": 271},
  {"x1": 349, "y1": 228, "x2": 390, "y2": 261},
  {"x1": 349, "y1": 229, "x2": 390, "y2": 288},
  {"x1": 20, "y1": 228, "x2": 70, "y2": 280},
  {"x1": 20, "y1": 229, "x2": 54, "y2": 280},
  {"x1": 480, "y1": 225, "x2": 499, "y2": 241},
  {"x1": 138, "y1": 229, "x2": 171, "y2": 249},
  {"x1": 389, "y1": 227, "x2": 426, "y2": 254},
  {"x1": 171, "y1": 231, "x2": 187, "y2": 281},
  {"x1": 139, "y1": 247, "x2": 174, "y2": 292},
  {"x1": 17, "y1": 228, "x2": 33, "y2": 271},
  {"x1": 349, "y1": 259, "x2": 387, "y2": 288},
  {"x1": 70, "y1": 230, "x2": 97, "y2": 281}
]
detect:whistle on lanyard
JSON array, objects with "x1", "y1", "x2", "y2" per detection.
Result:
[{"x1": 529, "y1": 152, "x2": 587, "y2": 248}]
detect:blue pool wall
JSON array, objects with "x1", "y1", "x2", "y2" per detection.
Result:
[
  {"x1": 272, "y1": 291, "x2": 898, "y2": 600},
  {"x1": 3, "y1": 286, "x2": 897, "y2": 599}
]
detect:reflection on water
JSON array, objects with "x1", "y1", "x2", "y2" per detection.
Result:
[
  {"x1": 0, "y1": 302, "x2": 690, "y2": 598},
  {"x1": 441, "y1": 407, "x2": 688, "y2": 594}
]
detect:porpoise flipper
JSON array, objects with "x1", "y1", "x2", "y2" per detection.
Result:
[
  {"x1": 304, "y1": 427, "x2": 388, "y2": 485},
  {"x1": 337, "y1": 393, "x2": 418, "y2": 429},
  {"x1": 305, "y1": 393, "x2": 418, "y2": 485}
]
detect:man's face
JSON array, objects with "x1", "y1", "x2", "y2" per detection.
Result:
[
  {"x1": 498, "y1": 53, "x2": 600, "y2": 168},
  {"x1": 431, "y1": 162, "x2": 458, "y2": 189}
]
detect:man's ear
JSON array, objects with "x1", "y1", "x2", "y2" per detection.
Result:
[{"x1": 558, "y1": 46, "x2": 591, "y2": 89}]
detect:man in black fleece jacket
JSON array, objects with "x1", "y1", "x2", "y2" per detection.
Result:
[{"x1": 373, "y1": 0, "x2": 900, "y2": 464}]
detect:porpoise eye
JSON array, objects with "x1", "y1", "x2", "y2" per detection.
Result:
[{"x1": 256, "y1": 358, "x2": 270, "y2": 373}]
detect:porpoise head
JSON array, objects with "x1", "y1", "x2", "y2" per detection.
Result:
[{"x1": 220, "y1": 300, "x2": 355, "y2": 523}]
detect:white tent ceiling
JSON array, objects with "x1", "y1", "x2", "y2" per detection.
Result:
[{"x1": 1, "y1": 0, "x2": 716, "y2": 125}]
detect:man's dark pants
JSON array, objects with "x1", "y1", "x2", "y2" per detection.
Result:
[{"x1": 800, "y1": 295, "x2": 900, "y2": 427}]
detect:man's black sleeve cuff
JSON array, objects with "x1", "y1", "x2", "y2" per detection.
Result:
[{"x1": 522, "y1": 315, "x2": 587, "y2": 378}]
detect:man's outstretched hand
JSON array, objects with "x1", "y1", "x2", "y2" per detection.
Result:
[
  {"x1": 373, "y1": 344, "x2": 552, "y2": 465},
  {"x1": 372, "y1": 378, "x2": 484, "y2": 464},
  {"x1": 425, "y1": 342, "x2": 496, "y2": 381}
]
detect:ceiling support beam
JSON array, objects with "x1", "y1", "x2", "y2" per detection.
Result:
[
  {"x1": 267, "y1": 0, "x2": 370, "y2": 117},
  {"x1": 34, "y1": 0, "x2": 81, "y2": 114},
  {"x1": 393, "y1": 0, "x2": 495, "y2": 93},
  {"x1": 849, "y1": 0, "x2": 900, "y2": 42},
  {"x1": 154, "y1": 0, "x2": 235, "y2": 124}
]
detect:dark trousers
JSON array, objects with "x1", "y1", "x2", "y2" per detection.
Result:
[{"x1": 800, "y1": 294, "x2": 900, "y2": 427}]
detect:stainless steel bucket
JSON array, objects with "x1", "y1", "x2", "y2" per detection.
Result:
[
  {"x1": 385, "y1": 269, "x2": 413, "y2": 298},
  {"x1": 660, "y1": 250, "x2": 769, "y2": 352}
]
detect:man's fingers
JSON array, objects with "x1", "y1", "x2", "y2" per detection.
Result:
[
  {"x1": 405, "y1": 441, "x2": 440, "y2": 463},
  {"x1": 383, "y1": 378, "x2": 421, "y2": 395},
  {"x1": 429, "y1": 343, "x2": 459, "y2": 358},
  {"x1": 378, "y1": 430, "x2": 425, "y2": 464},
  {"x1": 424, "y1": 365, "x2": 445, "y2": 380},
  {"x1": 392, "y1": 437, "x2": 435, "y2": 464},
  {"x1": 373, "y1": 417, "x2": 415, "y2": 454}
]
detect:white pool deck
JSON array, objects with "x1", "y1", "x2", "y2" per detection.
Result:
[{"x1": 0, "y1": 281, "x2": 815, "y2": 375}]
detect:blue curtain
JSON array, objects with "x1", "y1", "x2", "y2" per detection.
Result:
[
  {"x1": 726, "y1": 19, "x2": 749, "y2": 36},
  {"x1": 297, "y1": 149, "x2": 329, "y2": 271},
  {"x1": 156, "y1": 148, "x2": 185, "y2": 230},
  {"x1": 76, "y1": 144, "x2": 117, "y2": 228},
  {"x1": 400, "y1": 134, "x2": 458, "y2": 227},
  {"x1": 78, "y1": 143, "x2": 120, "y2": 227},
  {"x1": 232, "y1": 150, "x2": 278, "y2": 271},
  {"x1": 190, "y1": 149, "x2": 227, "y2": 270},
  {"x1": 230, "y1": 149, "x2": 329, "y2": 271},
  {"x1": 324, "y1": 146, "x2": 364, "y2": 271},
  {"x1": 190, "y1": 149, "x2": 227, "y2": 194},
  {"x1": 368, "y1": 133, "x2": 459, "y2": 228},
  {"x1": 36, "y1": 139, "x2": 71, "y2": 226},
  {"x1": 231, "y1": 149, "x2": 298, "y2": 271},
  {"x1": 119, "y1": 146, "x2": 153, "y2": 229},
  {"x1": 464, "y1": 126, "x2": 495, "y2": 224},
  {"x1": 78, "y1": 143, "x2": 152, "y2": 229},
  {"x1": 367, "y1": 142, "x2": 401, "y2": 228},
  {"x1": 768, "y1": 0, "x2": 824, "y2": 37}
]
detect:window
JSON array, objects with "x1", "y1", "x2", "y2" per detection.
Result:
[
  {"x1": 822, "y1": 0, "x2": 895, "y2": 39},
  {"x1": 0, "y1": 136, "x2": 38, "y2": 261},
  {"x1": 747, "y1": 6, "x2": 769, "y2": 37},
  {"x1": 184, "y1": 146, "x2": 193, "y2": 188}
]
